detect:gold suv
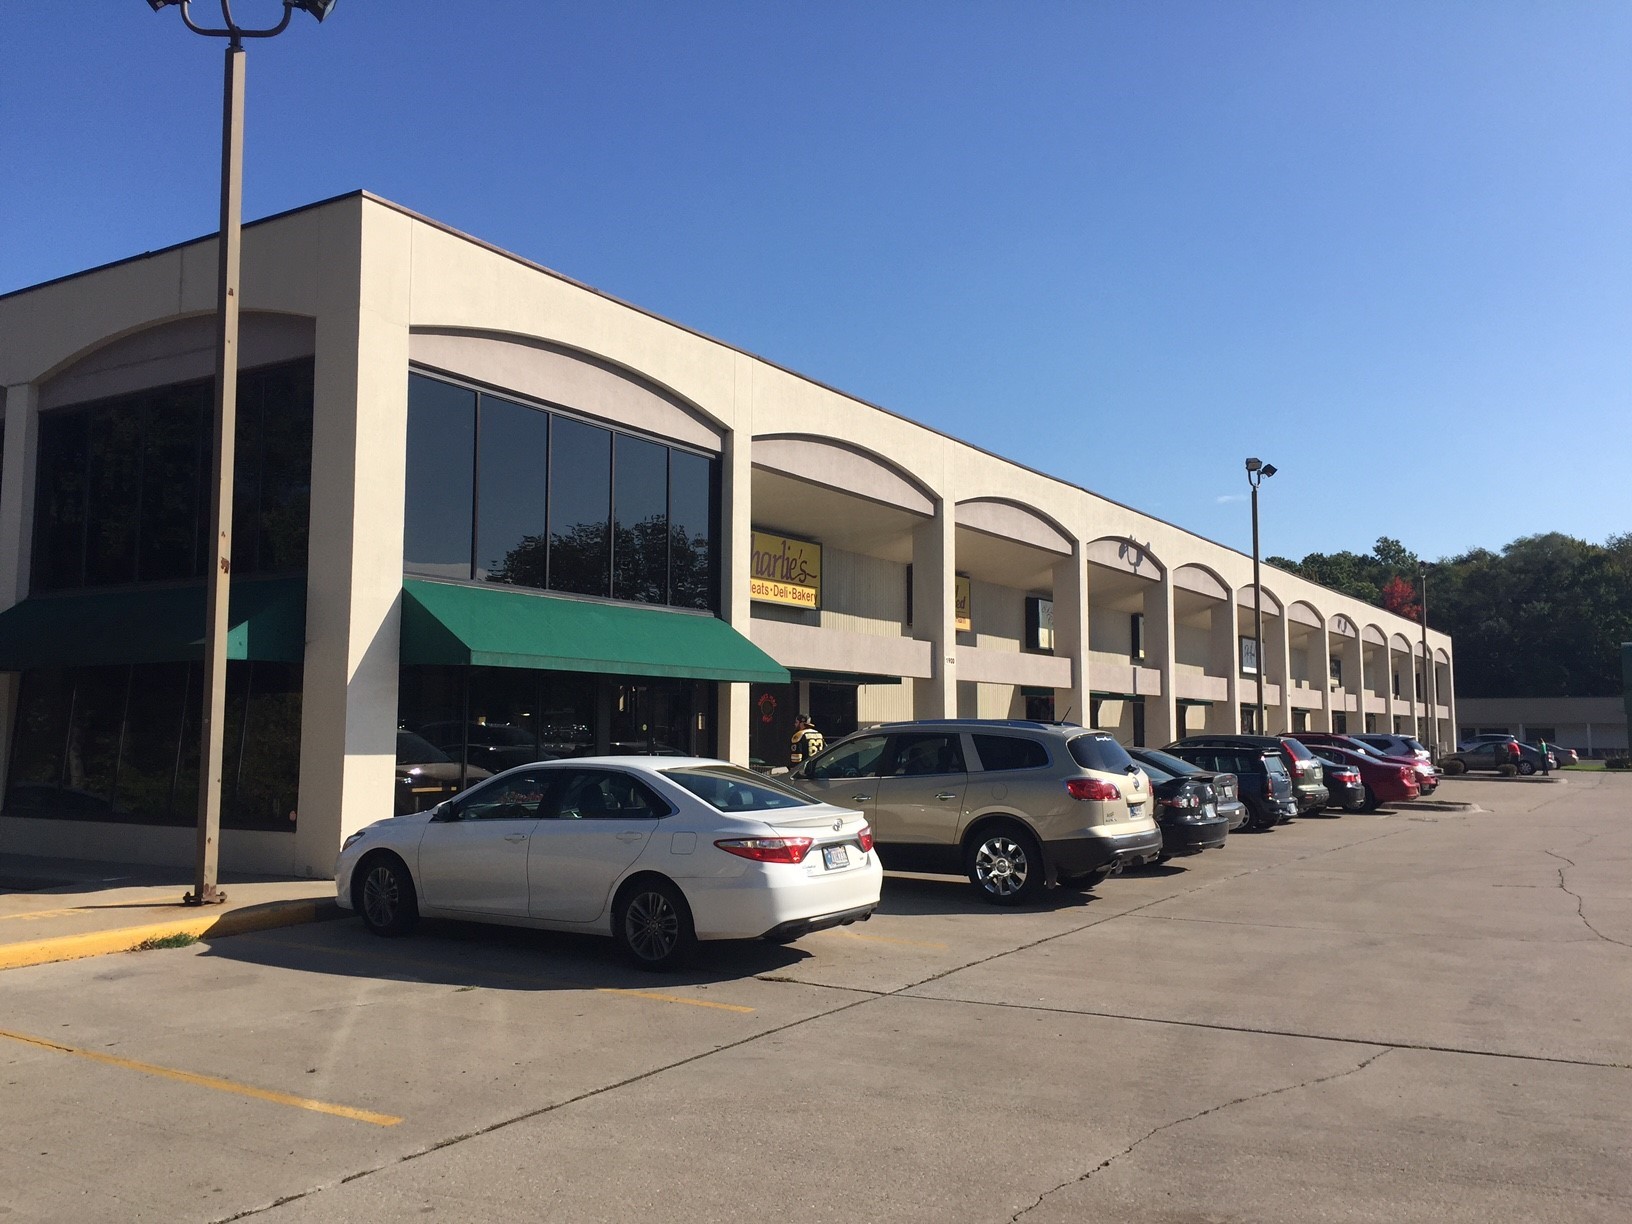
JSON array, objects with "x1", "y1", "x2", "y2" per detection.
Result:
[{"x1": 787, "y1": 720, "x2": 1161, "y2": 905}]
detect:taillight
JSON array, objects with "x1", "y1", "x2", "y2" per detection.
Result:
[
  {"x1": 1263, "y1": 775, "x2": 1276, "y2": 799},
  {"x1": 857, "y1": 825, "x2": 874, "y2": 853},
  {"x1": 1398, "y1": 767, "x2": 1415, "y2": 784},
  {"x1": 715, "y1": 837, "x2": 814, "y2": 864},
  {"x1": 1159, "y1": 789, "x2": 1199, "y2": 810},
  {"x1": 1066, "y1": 777, "x2": 1122, "y2": 802}
]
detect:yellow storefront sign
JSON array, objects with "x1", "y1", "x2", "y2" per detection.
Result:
[
  {"x1": 750, "y1": 532, "x2": 822, "y2": 609},
  {"x1": 955, "y1": 575, "x2": 972, "y2": 632}
]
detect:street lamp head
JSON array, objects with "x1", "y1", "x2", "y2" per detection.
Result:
[
  {"x1": 289, "y1": 0, "x2": 339, "y2": 20},
  {"x1": 1260, "y1": 463, "x2": 1277, "y2": 478},
  {"x1": 1245, "y1": 457, "x2": 1261, "y2": 473},
  {"x1": 146, "y1": 0, "x2": 181, "y2": 10}
]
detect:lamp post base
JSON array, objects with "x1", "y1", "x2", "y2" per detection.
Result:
[{"x1": 182, "y1": 885, "x2": 229, "y2": 907}]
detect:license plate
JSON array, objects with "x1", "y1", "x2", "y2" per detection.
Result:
[
  {"x1": 822, "y1": 845, "x2": 850, "y2": 870},
  {"x1": 1202, "y1": 804, "x2": 1215, "y2": 818},
  {"x1": 1128, "y1": 803, "x2": 1144, "y2": 819}
]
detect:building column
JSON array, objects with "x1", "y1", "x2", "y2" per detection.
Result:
[
  {"x1": 1383, "y1": 646, "x2": 1399, "y2": 734},
  {"x1": 717, "y1": 376, "x2": 753, "y2": 765},
  {"x1": 1314, "y1": 623, "x2": 1333, "y2": 731},
  {"x1": 912, "y1": 500, "x2": 956, "y2": 719},
  {"x1": 293, "y1": 203, "x2": 413, "y2": 878},
  {"x1": 1340, "y1": 633, "x2": 1364, "y2": 732},
  {"x1": 1143, "y1": 568, "x2": 1176, "y2": 745},
  {"x1": 1208, "y1": 589, "x2": 1241, "y2": 733},
  {"x1": 1051, "y1": 543, "x2": 1089, "y2": 726},
  {"x1": 0, "y1": 384, "x2": 40, "y2": 799},
  {"x1": 1269, "y1": 611, "x2": 1291, "y2": 735}
]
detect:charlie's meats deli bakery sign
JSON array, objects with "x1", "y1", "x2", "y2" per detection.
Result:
[{"x1": 751, "y1": 532, "x2": 822, "y2": 608}]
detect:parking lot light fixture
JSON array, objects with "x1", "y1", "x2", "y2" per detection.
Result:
[
  {"x1": 1245, "y1": 458, "x2": 1276, "y2": 733},
  {"x1": 146, "y1": 0, "x2": 339, "y2": 906}
]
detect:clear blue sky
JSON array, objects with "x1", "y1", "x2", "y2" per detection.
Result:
[{"x1": 3, "y1": 2, "x2": 1627, "y2": 564}]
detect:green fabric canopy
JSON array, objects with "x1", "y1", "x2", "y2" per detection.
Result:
[
  {"x1": 0, "y1": 577, "x2": 306, "y2": 670},
  {"x1": 400, "y1": 579, "x2": 790, "y2": 684}
]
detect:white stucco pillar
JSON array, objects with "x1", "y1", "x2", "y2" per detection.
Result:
[
  {"x1": 1143, "y1": 568, "x2": 1176, "y2": 746},
  {"x1": 1051, "y1": 544, "x2": 1089, "y2": 726},
  {"x1": 1340, "y1": 633, "x2": 1364, "y2": 732},
  {"x1": 1315, "y1": 623, "x2": 1333, "y2": 731},
  {"x1": 1270, "y1": 611, "x2": 1291, "y2": 735},
  {"x1": 293, "y1": 204, "x2": 414, "y2": 878},
  {"x1": 1209, "y1": 589, "x2": 1241, "y2": 733},
  {"x1": 1383, "y1": 646, "x2": 1399, "y2": 734},
  {"x1": 912, "y1": 501, "x2": 956, "y2": 719},
  {"x1": 718, "y1": 375, "x2": 754, "y2": 765},
  {"x1": 0, "y1": 384, "x2": 40, "y2": 798}
]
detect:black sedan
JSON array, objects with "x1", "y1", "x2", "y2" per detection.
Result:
[
  {"x1": 1127, "y1": 747, "x2": 1234, "y2": 857},
  {"x1": 1307, "y1": 747, "x2": 1366, "y2": 812}
]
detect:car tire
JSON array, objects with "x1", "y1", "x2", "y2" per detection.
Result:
[
  {"x1": 614, "y1": 877, "x2": 697, "y2": 971},
  {"x1": 357, "y1": 852, "x2": 419, "y2": 937},
  {"x1": 1060, "y1": 866, "x2": 1113, "y2": 890},
  {"x1": 966, "y1": 823, "x2": 1046, "y2": 906},
  {"x1": 1517, "y1": 760, "x2": 1537, "y2": 776},
  {"x1": 1361, "y1": 784, "x2": 1380, "y2": 813}
]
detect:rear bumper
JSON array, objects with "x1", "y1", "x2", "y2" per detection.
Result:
[
  {"x1": 1295, "y1": 785, "x2": 1330, "y2": 813},
  {"x1": 1047, "y1": 827, "x2": 1164, "y2": 876},
  {"x1": 1160, "y1": 816, "x2": 1230, "y2": 853},
  {"x1": 759, "y1": 903, "x2": 877, "y2": 942}
]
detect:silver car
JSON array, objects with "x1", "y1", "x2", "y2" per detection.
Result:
[{"x1": 787, "y1": 719, "x2": 1162, "y2": 905}]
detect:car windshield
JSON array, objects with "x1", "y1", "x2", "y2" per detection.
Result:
[
  {"x1": 662, "y1": 765, "x2": 818, "y2": 812},
  {"x1": 1403, "y1": 738, "x2": 1427, "y2": 754},
  {"x1": 1068, "y1": 734, "x2": 1137, "y2": 773},
  {"x1": 397, "y1": 731, "x2": 451, "y2": 765},
  {"x1": 1134, "y1": 748, "x2": 1204, "y2": 778}
]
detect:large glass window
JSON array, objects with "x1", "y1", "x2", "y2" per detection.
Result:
[
  {"x1": 548, "y1": 417, "x2": 612, "y2": 596},
  {"x1": 31, "y1": 361, "x2": 313, "y2": 592},
  {"x1": 613, "y1": 435, "x2": 668, "y2": 603},
  {"x1": 403, "y1": 371, "x2": 718, "y2": 611},
  {"x1": 3, "y1": 661, "x2": 299, "y2": 830},
  {"x1": 404, "y1": 374, "x2": 476, "y2": 579},
  {"x1": 476, "y1": 396, "x2": 550, "y2": 585}
]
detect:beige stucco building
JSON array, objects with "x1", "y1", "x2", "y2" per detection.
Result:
[{"x1": 0, "y1": 193, "x2": 1455, "y2": 877}]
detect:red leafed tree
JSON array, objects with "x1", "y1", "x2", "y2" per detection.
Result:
[{"x1": 1381, "y1": 575, "x2": 1420, "y2": 622}]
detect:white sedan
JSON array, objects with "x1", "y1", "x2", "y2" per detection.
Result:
[{"x1": 335, "y1": 757, "x2": 882, "y2": 970}]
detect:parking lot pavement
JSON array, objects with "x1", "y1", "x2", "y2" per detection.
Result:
[{"x1": 2, "y1": 773, "x2": 1628, "y2": 1223}]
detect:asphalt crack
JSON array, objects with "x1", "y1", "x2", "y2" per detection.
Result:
[
  {"x1": 1008, "y1": 1047, "x2": 1394, "y2": 1222},
  {"x1": 1545, "y1": 849, "x2": 1632, "y2": 949}
]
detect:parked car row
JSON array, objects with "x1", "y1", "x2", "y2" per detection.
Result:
[{"x1": 340, "y1": 719, "x2": 1444, "y2": 974}]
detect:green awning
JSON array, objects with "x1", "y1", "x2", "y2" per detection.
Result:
[
  {"x1": 400, "y1": 579, "x2": 790, "y2": 684},
  {"x1": 0, "y1": 577, "x2": 306, "y2": 670},
  {"x1": 790, "y1": 668, "x2": 903, "y2": 687}
]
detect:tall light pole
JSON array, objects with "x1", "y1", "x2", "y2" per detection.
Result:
[
  {"x1": 147, "y1": 0, "x2": 338, "y2": 905},
  {"x1": 1245, "y1": 457, "x2": 1276, "y2": 734},
  {"x1": 1418, "y1": 560, "x2": 1435, "y2": 754}
]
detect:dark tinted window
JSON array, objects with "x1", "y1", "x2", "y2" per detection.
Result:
[
  {"x1": 140, "y1": 385, "x2": 207, "y2": 581},
  {"x1": 404, "y1": 374, "x2": 476, "y2": 579},
  {"x1": 552, "y1": 769, "x2": 668, "y2": 819},
  {"x1": 669, "y1": 449, "x2": 716, "y2": 609},
  {"x1": 548, "y1": 417, "x2": 612, "y2": 596},
  {"x1": 1067, "y1": 733, "x2": 1136, "y2": 773},
  {"x1": 84, "y1": 401, "x2": 142, "y2": 584},
  {"x1": 888, "y1": 733, "x2": 966, "y2": 776},
  {"x1": 1135, "y1": 748, "x2": 1204, "y2": 778},
  {"x1": 1278, "y1": 737, "x2": 1315, "y2": 761},
  {"x1": 613, "y1": 434, "x2": 669, "y2": 603},
  {"x1": 664, "y1": 765, "x2": 816, "y2": 812},
  {"x1": 476, "y1": 396, "x2": 550, "y2": 586},
  {"x1": 33, "y1": 411, "x2": 89, "y2": 589},
  {"x1": 972, "y1": 734, "x2": 1049, "y2": 772},
  {"x1": 457, "y1": 769, "x2": 552, "y2": 820}
]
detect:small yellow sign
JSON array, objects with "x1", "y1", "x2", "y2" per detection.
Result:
[
  {"x1": 750, "y1": 531, "x2": 822, "y2": 609},
  {"x1": 955, "y1": 575, "x2": 972, "y2": 632}
]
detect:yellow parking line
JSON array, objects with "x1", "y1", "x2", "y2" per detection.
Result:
[
  {"x1": 824, "y1": 928, "x2": 949, "y2": 950},
  {"x1": 597, "y1": 988, "x2": 754, "y2": 1013},
  {"x1": 0, "y1": 907, "x2": 82, "y2": 923},
  {"x1": 0, "y1": 1027, "x2": 401, "y2": 1127}
]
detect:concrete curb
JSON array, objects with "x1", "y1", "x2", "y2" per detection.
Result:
[
  {"x1": 0, "y1": 897, "x2": 341, "y2": 973},
  {"x1": 1394, "y1": 799, "x2": 1482, "y2": 813}
]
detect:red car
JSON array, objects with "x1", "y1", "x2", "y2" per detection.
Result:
[
  {"x1": 1294, "y1": 732, "x2": 1439, "y2": 796},
  {"x1": 1305, "y1": 744, "x2": 1419, "y2": 810}
]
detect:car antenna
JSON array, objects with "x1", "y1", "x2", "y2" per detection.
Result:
[{"x1": 1058, "y1": 706, "x2": 1073, "y2": 724}]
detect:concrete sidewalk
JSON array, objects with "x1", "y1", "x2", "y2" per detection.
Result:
[{"x1": 0, "y1": 853, "x2": 337, "y2": 972}]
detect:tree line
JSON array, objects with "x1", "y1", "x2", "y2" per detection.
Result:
[{"x1": 1268, "y1": 533, "x2": 1632, "y2": 698}]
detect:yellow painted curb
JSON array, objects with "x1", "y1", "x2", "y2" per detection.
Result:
[{"x1": 0, "y1": 897, "x2": 339, "y2": 972}]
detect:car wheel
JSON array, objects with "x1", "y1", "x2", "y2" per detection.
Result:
[
  {"x1": 967, "y1": 823, "x2": 1045, "y2": 906},
  {"x1": 1517, "y1": 760, "x2": 1537, "y2": 776},
  {"x1": 614, "y1": 877, "x2": 697, "y2": 971},
  {"x1": 1361, "y1": 784, "x2": 1380, "y2": 813},
  {"x1": 1060, "y1": 866, "x2": 1113, "y2": 890},
  {"x1": 357, "y1": 853, "x2": 418, "y2": 937}
]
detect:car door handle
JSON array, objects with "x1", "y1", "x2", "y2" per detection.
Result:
[
  {"x1": 851, "y1": 794, "x2": 874, "y2": 803},
  {"x1": 503, "y1": 833, "x2": 528, "y2": 843},
  {"x1": 615, "y1": 831, "x2": 645, "y2": 842},
  {"x1": 935, "y1": 792, "x2": 958, "y2": 801}
]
